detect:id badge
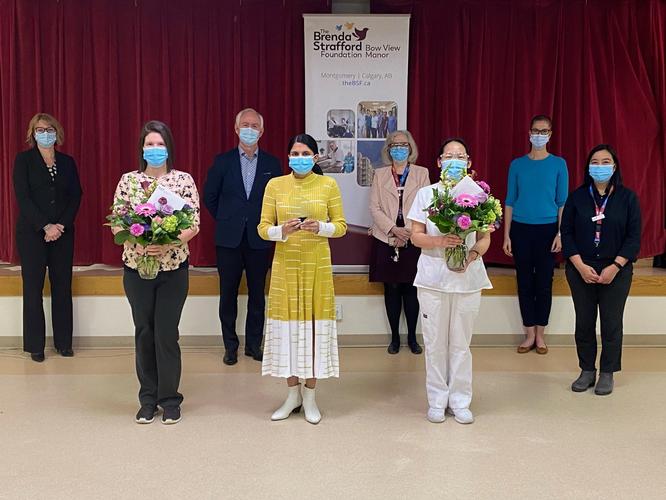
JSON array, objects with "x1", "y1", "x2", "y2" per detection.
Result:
[{"x1": 591, "y1": 214, "x2": 605, "y2": 222}]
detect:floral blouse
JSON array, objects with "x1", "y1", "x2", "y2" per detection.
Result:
[{"x1": 112, "y1": 169, "x2": 200, "y2": 271}]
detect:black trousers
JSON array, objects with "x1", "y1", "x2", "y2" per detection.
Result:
[
  {"x1": 384, "y1": 283, "x2": 419, "y2": 344},
  {"x1": 123, "y1": 266, "x2": 188, "y2": 408},
  {"x1": 216, "y1": 230, "x2": 270, "y2": 353},
  {"x1": 510, "y1": 221, "x2": 558, "y2": 327},
  {"x1": 16, "y1": 227, "x2": 74, "y2": 354},
  {"x1": 566, "y1": 263, "x2": 632, "y2": 373}
]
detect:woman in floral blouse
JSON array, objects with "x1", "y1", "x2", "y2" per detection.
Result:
[{"x1": 110, "y1": 120, "x2": 200, "y2": 425}]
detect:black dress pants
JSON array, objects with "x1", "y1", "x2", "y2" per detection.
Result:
[
  {"x1": 510, "y1": 221, "x2": 558, "y2": 327},
  {"x1": 565, "y1": 263, "x2": 632, "y2": 373},
  {"x1": 216, "y1": 230, "x2": 270, "y2": 353},
  {"x1": 17, "y1": 227, "x2": 74, "y2": 354},
  {"x1": 123, "y1": 266, "x2": 188, "y2": 408}
]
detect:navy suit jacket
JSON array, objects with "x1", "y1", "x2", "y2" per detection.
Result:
[{"x1": 203, "y1": 147, "x2": 282, "y2": 249}]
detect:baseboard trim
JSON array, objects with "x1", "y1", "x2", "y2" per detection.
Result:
[{"x1": 2, "y1": 334, "x2": 666, "y2": 349}]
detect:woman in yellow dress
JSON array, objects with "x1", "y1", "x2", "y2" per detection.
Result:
[{"x1": 258, "y1": 133, "x2": 347, "y2": 424}]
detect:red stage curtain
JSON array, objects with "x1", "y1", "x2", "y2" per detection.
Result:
[
  {"x1": 0, "y1": 0, "x2": 330, "y2": 265},
  {"x1": 372, "y1": 0, "x2": 666, "y2": 263}
]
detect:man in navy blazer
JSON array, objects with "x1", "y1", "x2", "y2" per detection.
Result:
[{"x1": 204, "y1": 108, "x2": 282, "y2": 365}]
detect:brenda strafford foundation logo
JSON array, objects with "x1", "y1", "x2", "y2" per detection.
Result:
[{"x1": 312, "y1": 23, "x2": 400, "y2": 59}]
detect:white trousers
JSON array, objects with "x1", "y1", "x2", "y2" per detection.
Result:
[{"x1": 417, "y1": 288, "x2": 481, "y2": 410}]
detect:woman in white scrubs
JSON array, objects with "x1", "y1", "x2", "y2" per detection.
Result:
[{"x1": 407, "y1": 138, "x2": 492, "y2": 424}]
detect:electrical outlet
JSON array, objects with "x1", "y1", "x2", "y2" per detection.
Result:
[{"x1": 335, "y1": 304, "x2": 343, "y2": 321}]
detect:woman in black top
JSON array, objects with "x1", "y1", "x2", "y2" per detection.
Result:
[
  {"x1": 13, "y1": 113, "x2": 82, "y2": 362},
  {"x1": 561, "y1": 144, "x2": 640, "y2": 395}
]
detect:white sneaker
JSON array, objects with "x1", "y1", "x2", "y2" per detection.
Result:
[
  {"x1": 427, "y1": 408, "x2": 446, "y2": 423},
  {"x1": 271, "y1": 385, "x2": 303, "y2": 421},
  {"x1": 449, "y1": 407, "x2": 474, "y2": 424},
  {"x1": 302, "y1": 386, "x2": 322, "y2": 425}
]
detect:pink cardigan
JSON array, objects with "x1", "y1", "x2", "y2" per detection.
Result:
[{"x1": 369, "y1": 164, "x2": 431, "y2": 244}]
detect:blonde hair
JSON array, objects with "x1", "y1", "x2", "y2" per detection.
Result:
[
  {"x1": 25, "y1": 113, "x2": 64, "y2": 147},
  {"x1": 381, "y1": 130, "x2": 418, "y2": 165}
]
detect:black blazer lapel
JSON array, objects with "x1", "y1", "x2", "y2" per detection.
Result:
[{"x1": 230, "y1": 149, "x2": 246, "y2": 198}]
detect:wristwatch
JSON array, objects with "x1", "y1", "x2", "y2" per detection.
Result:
[{"x1": 613, "y1": 261, "x2": 624, "y2": 270}]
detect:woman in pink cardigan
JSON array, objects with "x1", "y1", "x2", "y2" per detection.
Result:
[{"x1": 369, "y1": 130, "x2": 431, "y2": 354}]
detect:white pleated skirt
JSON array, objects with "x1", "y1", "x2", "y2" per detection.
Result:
[{"x1": 262, "y1": 318, "x2": 339, "y2": 379}]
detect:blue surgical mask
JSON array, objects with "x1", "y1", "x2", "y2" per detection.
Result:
[
  {"x1": 441, "y1": 159, "x2": 467, "y2": 181},
  {"x1": 589, "y1": 164, "x2": 614, "y2": 183},
  {"x1": 34, "y1": 131, "x2": 57, "y2": 148},
  {"x1": 389, "y1": 146, "x2": 409, "y2": 162},
  {"x1": 143, "y1": 147, "x2": 168, "y2": 167},
  {"x1": 530, "y1": 134, "x2": 550, "y2": 149},
  {"x1": 239, "y1": 127, "x2": 260, "y2": 146},
  {"x1": 289, "y1": 156, "x2": 315, "y2": 175}
]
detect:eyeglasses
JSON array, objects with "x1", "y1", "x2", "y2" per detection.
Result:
[
  {"x1": 530, "y1": 128, "x2": 551, "y2": 136},
  {"x1": 35, "y1": 127, "x2": 56, "y2": 134},
  {"x1": 390, "y1": 142, "x2": 410, "y2": 149},
  {"x1": 440, "y1": 153, "x2": 469, "y2": 161}
]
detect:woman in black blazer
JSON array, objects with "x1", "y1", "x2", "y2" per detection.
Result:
[
  {"x1": 13, "y1": 113, "x2": 82, "y2": 362},
  {"x1": 561, "y1": 144, "x2": 640, "y2": 395}
]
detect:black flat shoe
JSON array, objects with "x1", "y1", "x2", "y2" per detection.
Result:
[
  {"x1": 56, "y1": 348, "x2": 74, "y2": 357},
  {"x1": 408, "y1": 342, "x2": 423, "y2": 355},
  {"x1": 244, "y1": 348, "x2": 263, "y2": 362},
  {"x1": 387, "y1": 342, "x2": 400, "y2": 355},
  {"x1": 31, "y1": 352, "x2": 45, "y2": 363},
  {"x1": 223, "y1": 350, "x2": 238, "y2": 366}
]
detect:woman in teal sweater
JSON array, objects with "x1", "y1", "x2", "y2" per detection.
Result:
[{"x1": 503, "y1": 115, "x2": 569, "y2": 354}]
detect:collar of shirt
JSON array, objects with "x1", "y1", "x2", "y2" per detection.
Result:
[{"x1": 238, "y1": 145, "x2": 258, "y2": 160}]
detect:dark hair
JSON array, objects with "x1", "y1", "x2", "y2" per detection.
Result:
[
  {"x1": 530, "y1": 114, "x2": 552, "y2": 129},
  {"x1": 138, "y1": 120, "x2": 175, "y2": 172},
  {"x1": 583, "y1": 144, "x2": 623, "y2": 188},
  {"x1": 439, "y1": 137, "x2": 470, "y2": 157},
  {"x1": 288, "y1": 133, "x2": 323, "y2": 175},
  {"x1": 287, "y1": 133, "x2": 318, "y2": 155}
]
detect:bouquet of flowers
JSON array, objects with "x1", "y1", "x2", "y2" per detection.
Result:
[
  {"x1": 106, "y1": 177, "x2": 195, "y2": 279},
  {"x1": 425, "y1": 168, "x2": 503, "y2": 271}
]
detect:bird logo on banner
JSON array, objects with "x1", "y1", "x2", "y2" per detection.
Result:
[{"x1": 352, "y1": 27, "x2": 369, "y2": 41}]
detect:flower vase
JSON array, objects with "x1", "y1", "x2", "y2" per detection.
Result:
[
  {"x1": 136, "y1": 255, "x2": 160, "y2": 280},
  {"x1": 444, "y1": 243, "x2": 468, "y2": 272}
]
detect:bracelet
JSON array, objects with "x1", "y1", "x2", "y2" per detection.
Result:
[
  {"x1": 469, "y1": 250, "x2": 480, "y2": 260},
  {"x1": 613, "y1": 261, "x2": 624, "y2": 270}
]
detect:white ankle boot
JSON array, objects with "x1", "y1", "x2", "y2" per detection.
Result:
[
  {"x1": 271, "y1": 385, "x2": 302, "y2": 421},
  {"x1": 302, "y1": 386, "x2": 322, "y2": 425}
]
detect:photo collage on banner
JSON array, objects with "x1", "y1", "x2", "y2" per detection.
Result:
[{"x1": 304, "y1": 14, "x2": 410, "y2": 264}]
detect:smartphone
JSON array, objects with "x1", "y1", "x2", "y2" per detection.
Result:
[{"x1": 298, "y1": 216, "x2": 307, "y2": 223}]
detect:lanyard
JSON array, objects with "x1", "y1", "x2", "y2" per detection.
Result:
[
  {"x1": 392, "y1": 165, "x2": 410, "y2": 219},
  {"x1": 391, "y1": 164, "x2": 410, "y2": 188},
  {"x1": 589, "y1": 184, "x2": 612, "y2": 247}
]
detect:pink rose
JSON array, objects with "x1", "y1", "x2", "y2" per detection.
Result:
[
  {"x1": 130, "y1": 223, "x2": 145, "y2": 236},
  {"x1": 456, "y1": 214, "x2": 472, "y2": 230},
  {"x1": 476, "y1": 180, "x2": 491, "y2": 194},
  {"x1": 153, "y1": 216, "x2": 163, "y2": 224}
]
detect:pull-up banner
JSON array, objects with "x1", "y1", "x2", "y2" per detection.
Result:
[{"x1": 304, "y1": 14, "x2": 410, "y2": 267}]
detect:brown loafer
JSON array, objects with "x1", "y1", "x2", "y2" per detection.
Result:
[
  {"x1": 536, "y1": 345, "x2": 548, "y2": 355},
  {"x1": 517, "y1": 344, "x2": 535, "y2": 354}
]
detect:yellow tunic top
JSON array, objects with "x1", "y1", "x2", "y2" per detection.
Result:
[{"x1": 258, "y1": 172, "x2": 346, "y2": 378}]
